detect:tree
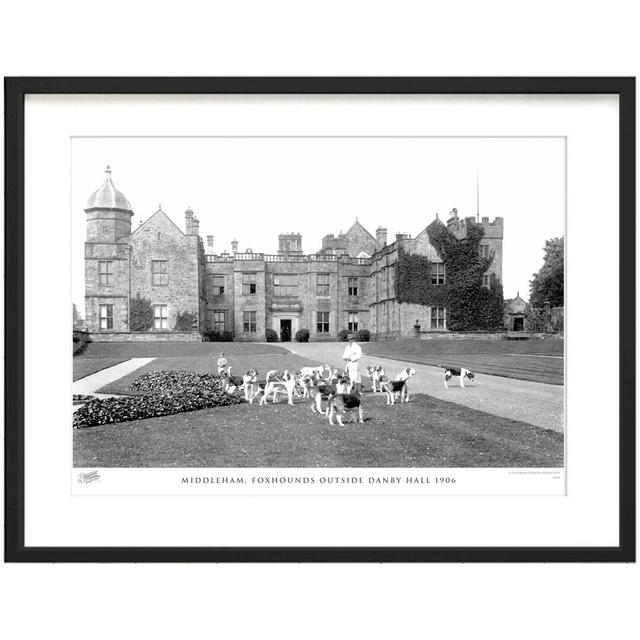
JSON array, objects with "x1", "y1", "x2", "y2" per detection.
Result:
[
  {"x1": 529, "y1": 237, "x2": 564, "y2": 308},
  {"x1": 72, "y1": 303, "x2": 84, "y2": 330},
  {"x1": 175, "y1": 310, "x2": 198, "y2": 331},
  {"x1": 130, "y1": 294, "x2": 154, "y2": 331}
]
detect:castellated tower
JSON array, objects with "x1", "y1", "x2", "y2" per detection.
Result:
[
  {"x1": 84, "y1": 166, "x2": 134, "y2": 332},
  {"x1": 446, "y1": 209, "x2": 504, "y2": 284}
]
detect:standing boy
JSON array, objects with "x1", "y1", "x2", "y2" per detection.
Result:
[{"x1": 217, "y1": 352, "x2": 228, "y2": 375}]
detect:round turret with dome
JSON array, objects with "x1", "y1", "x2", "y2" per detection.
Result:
[{"x1": 84, "y1": 166, "x2": 134, "y2": 242}]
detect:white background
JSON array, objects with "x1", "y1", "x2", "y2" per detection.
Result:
[
  {"x1": 71, "y1": 135, "x2": 566, "y2": 306},
  {"x1": 1, "y1": 2, "x2": 638, "y2": 640}
]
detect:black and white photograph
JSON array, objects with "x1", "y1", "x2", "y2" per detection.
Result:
[
  {"x1": 72, "y1": 136, "x2": 565, "y2": 478},
  {"x1": 2, "y1": 3, "x2": 638, "y2": 639},
  {"x1": 6, "y1": 78, "x2": 632, "y2": 561}
]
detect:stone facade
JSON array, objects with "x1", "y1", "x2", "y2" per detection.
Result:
[
  {"x1": 83, "y1": 170, "x2": 504, "y2": 342},
  {"x1": 204, "y1": 255, "x2": 373, "y2": 342},
  {"x1": 317, "y1": 220, "x2": 377, "y2": 258},
  {"x1": 85, "y1": 207, "x2": 203, "y2": 337},
  {"x1": 129, "y1": 210, "x2": 203, "y2": 330},
  {"x1": 83, "y1": 169, "x2": 204, "y2": 340},
  {"x1": 87, "y1": 331, "x2": 202, "y2": 342}
]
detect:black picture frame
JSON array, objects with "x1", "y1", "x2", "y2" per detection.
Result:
[{"x1": 4, "y1": 77, "x2": 635, "y2": 563}]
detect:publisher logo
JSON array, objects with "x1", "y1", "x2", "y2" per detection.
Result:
[{"x1": 78, "y1": 470, "x2": 101, "y2": 484}]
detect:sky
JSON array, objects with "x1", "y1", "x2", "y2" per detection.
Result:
[{"x1": 72, "y1": 136, "x2": 565, "y2": 310}]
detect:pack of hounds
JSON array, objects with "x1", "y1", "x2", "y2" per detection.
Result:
[{"x1": 218, "y1": 362, "x2": 474, "y2": 426}]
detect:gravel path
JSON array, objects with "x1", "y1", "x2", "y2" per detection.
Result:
[
  {"x1": 287, "y1": 342, "x2": 564, "y2": 433},
  {"x1": 73, "y1": 357, "x2": 156, "y2": 395}
]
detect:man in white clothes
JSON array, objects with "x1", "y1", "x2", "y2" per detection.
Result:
[{"x1": 342, "y1": 333, "x2": 363, "y2": 393}]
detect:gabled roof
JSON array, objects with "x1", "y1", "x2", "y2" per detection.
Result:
[
  {"x1": 505, "y1": 294, "x2": 528, "y2": 313},
  {"x1": 425, "y1": 215, "x2": 446, "y2": 231},
  {"x1": 413, "y1": 215, "x2": 446, "y2": 240},
  {"x1": 344, "y1": 219, "x2": 376, "y2": 240},
  {"x1": 130, "y1": 207, "x2": 185, "y2": 237}
]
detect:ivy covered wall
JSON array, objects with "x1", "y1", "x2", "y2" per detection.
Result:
[
  {"x1": 395, "y1": 219, "x2": 504, "y2": 331},
  {"x1": 129, "y1": 293, "x2": 154, "y2": 332}
]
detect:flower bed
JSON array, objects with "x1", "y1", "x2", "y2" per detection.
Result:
[
  {"x1": 73, "y1": 371, "x2": 244, "y2": 429},
  {"x1": 130, "y1": 370, "x2": 223, "y2": 395},
  {"x1": 73, "y1": 394, "x2": 96, "y2": 404}
]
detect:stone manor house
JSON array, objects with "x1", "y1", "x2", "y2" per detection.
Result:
[{"x1": 84, "y1": 168, "x2": 504, "y2": 342}]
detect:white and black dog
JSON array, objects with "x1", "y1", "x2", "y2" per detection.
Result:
[
  {"x1": 299, "y1": 364, "x2": 331, "y2": 378},
  {"x1": 298, "y1": 373, "x2": 328, "y2": 414},
  {"x1": 380, "y1": 367, "x2": 416, "y2": 404},
  {"x1": 395, "y1": 366, "x2": 416, "y2": 382},
  {"x1": 327, "y1": 389, "x2": 364, "y2": 425},
  {"x1": 439, "y1": 365, "x2": 475, "y2": 388},
  {"x1": 259, "y1": 369, "x2": 297, "y2": 405},
  {"x1": 301, "y1": 372, "x2": 349, "y2": 416},
  {"x1": 220, "y1": 367, "x2": 258, "y2": 401},
  {"x1": 243, "y1": 370, "x2": 262, "y2": 403},
  {"x1": 365, "y1": 364, "x2": 385, "y2": 392},
  {"x1": 326, "y1": 375, "x2": 364, "y2": 425},
  {"x1": 296, "y1": 365, "x2": 331, "y2": 398}
]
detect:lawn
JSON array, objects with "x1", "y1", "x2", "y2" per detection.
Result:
[
  {"x1": 74, "y1": 392, "x2": 563, "y2": 468},
  {"x1": 74, "y1": 341, "x2": 298, "y2": 388},
  {"x1": 78, "y1": 341, "x2": 291, "y2": 358},
  {"x1": 73, "y1": 357, "x2": 129, "y2": 381},
  {"x1": 96, "y1": 352, "x2": 325, "y2": 395},
  {"x1": 363, "y1": 338, "x2": 564, "y2": 385}
]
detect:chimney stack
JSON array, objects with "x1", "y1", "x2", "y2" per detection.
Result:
[
  {"x1": 278, "y1": 232, "x2": 303, "y2": 255},
  {"x1": 231, "y1": 239, "x2": 239, "y2": 254},
  {"x1": 185, "y1": 207, "x2": 199, "y2": 235},
  {"x1": 376, "y1": 226, "x2": 388, "y2": 249},
  {"x1": 447, "y1": 207, "x2": 459, "y2": 228},
  {"x1": 207, "y1": 235, "x2": 214, "y2": 248}
]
